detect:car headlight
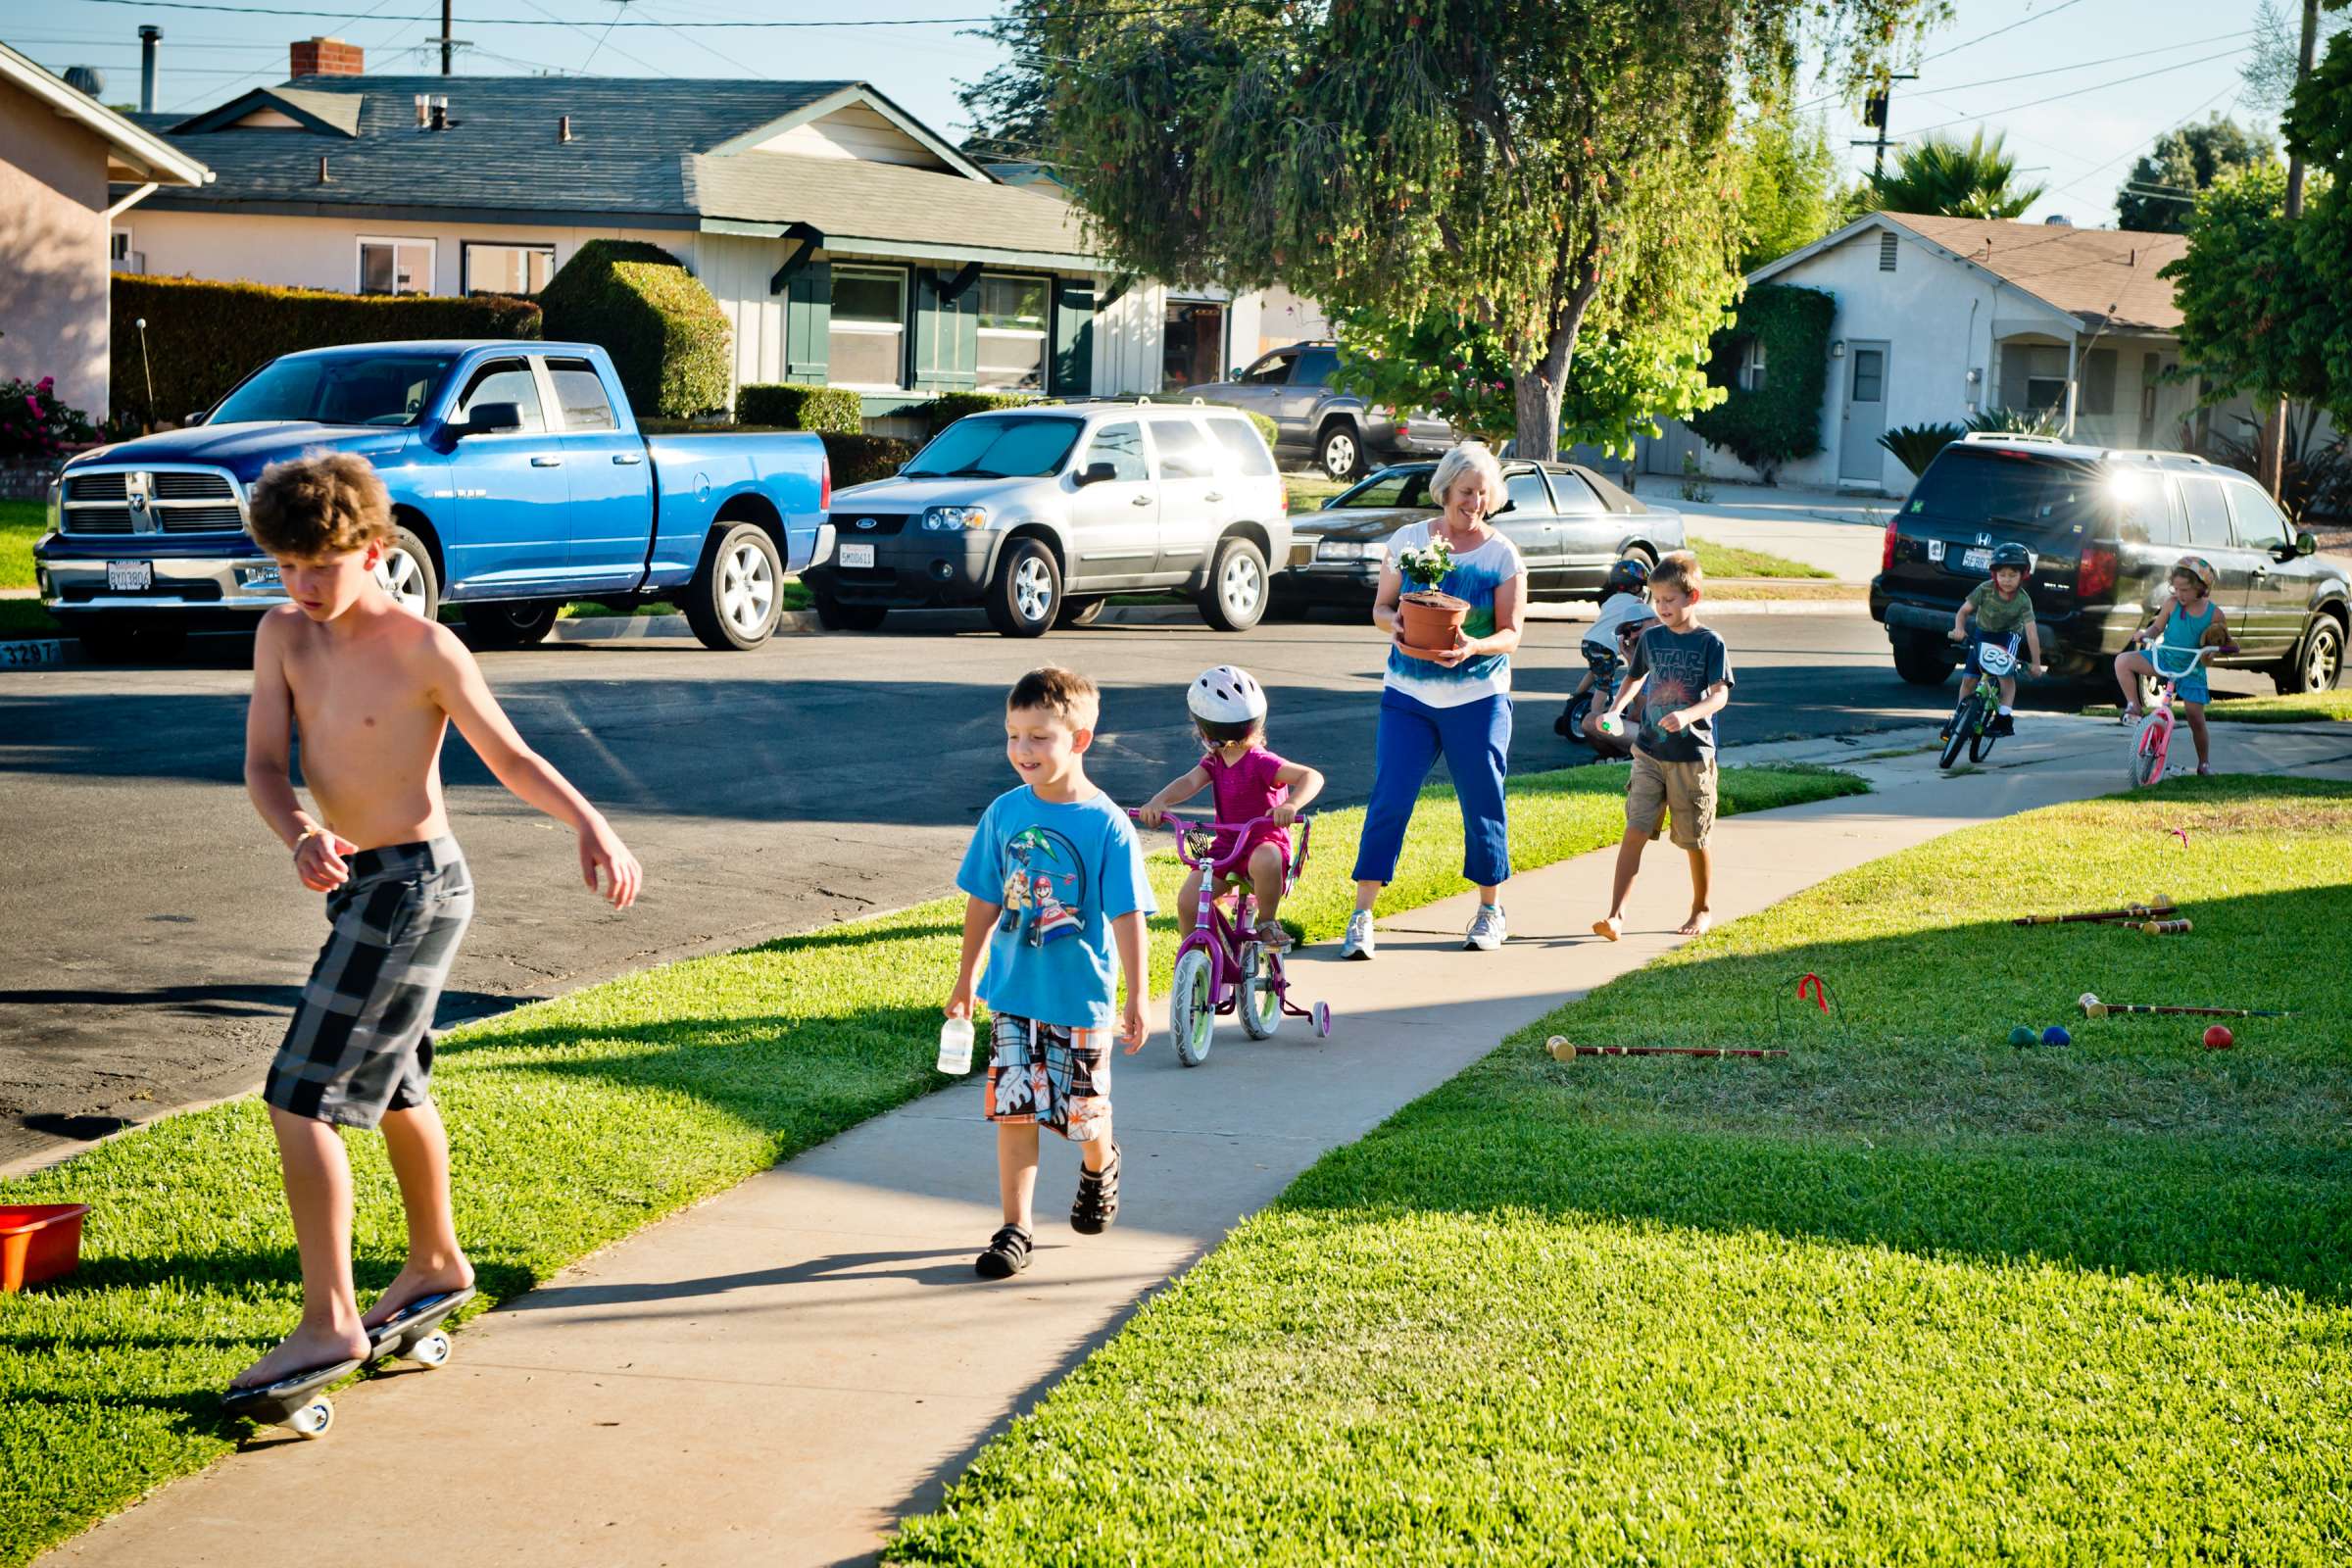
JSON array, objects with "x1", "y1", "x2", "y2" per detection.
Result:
[
  {"x1": 237, "y1": 564, "x2": 283, "y2": 590},
  {"x1": 1315, "y1": 539, "x2": 1386, "y2": 563},
  {"x1": 922, "y1": 506, "x2": 989, "y2": 531}
]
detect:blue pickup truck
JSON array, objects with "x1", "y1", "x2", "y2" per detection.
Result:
[{"x1": 35, "y1": 340, "x2": 832, "y2": 655}]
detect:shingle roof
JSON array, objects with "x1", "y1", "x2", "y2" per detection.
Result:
[
  {"x1": 690, "y1": 151, "x2": 1092, "y2": 260},
  {"x1": 1885, "y1": 213, "x2": 2188, "y2": 334}
]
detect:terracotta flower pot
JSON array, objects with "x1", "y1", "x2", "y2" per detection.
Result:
[{"x1": 1397, "y1": 590, "x2": 1469, "y2": 653}]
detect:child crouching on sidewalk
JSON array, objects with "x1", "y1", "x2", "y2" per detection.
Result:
[
  {"x1": 1593, "y1": 550, "x2": 1733, "y2": 940},
  {"x1": 949, "y1": 666, "x2": 1153, "y2": 1279}
]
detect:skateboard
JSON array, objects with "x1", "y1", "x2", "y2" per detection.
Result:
[
  {"x1": 366, "y1": 1286, "x2": 475, "y2": 1371},
  {"x1": 220, "y1": 1356, "x2": 364, "y2": 1440}
]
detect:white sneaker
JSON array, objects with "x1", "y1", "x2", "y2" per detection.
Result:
[
  {"x1": 1465, "y1": 905, "x2": 1507, "y2": 952},
  {"x1": 1340, "y1": 909, "x2": 1376, "y2": 961}
]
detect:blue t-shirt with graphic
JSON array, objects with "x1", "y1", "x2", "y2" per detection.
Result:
[
  {"x1": 1386, "y1": 519, "x2": 1526, "y2": 709},
  {"x1": 1628, "y1": 622, "x2": 1734, "y2": 763},
  {"x1": 955, "y1": 786, "x2": 1155, "y2": 1031}
]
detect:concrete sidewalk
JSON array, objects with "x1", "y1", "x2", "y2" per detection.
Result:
[{"x1": 47, "y1": 720, "x2": 2352, "y2": 1567}]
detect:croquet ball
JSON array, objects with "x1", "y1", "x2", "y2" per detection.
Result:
[
  {"x1": 2009, "y1": 1025, "x2": 2037, "y2": 1049},
  {"x1": 2203, "y1": 1024, "x2": 2234, "y2": 1050},
  {"x1": 2042, "y1": 1025, "x2": 2071, "y2": 1047}
]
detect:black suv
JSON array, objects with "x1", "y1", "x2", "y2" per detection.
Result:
[{"x1": 1871, "y1": 434, "x2": 2348, "y2": 694}]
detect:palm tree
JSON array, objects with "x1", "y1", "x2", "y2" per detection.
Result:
[{"x1": 1867, "y1": 129, "x2": 2047, "y2": 219}]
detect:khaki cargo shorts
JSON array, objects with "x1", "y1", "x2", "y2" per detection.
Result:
[{"x1": 1627, "y1": 749, "x2": 1718, "y2": 849}]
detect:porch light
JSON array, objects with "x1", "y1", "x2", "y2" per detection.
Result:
[{"x1": 1830, "y1": 340, "x2": 1845, "y2": 359}]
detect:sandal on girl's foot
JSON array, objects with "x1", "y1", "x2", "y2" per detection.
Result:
[
  {"x1": 975, "y1": 1224, "x2": 1033, "y2": 1279},
  {"x1": 1071, "y1": 1144, "x2": 1121, "y2": 1236},
  {"x1": 2120, "y1": 704, "x2": 2143, "y2": 724},
  {"x1": 2196, "y1": 763, "x2": 2214, "y2": 775},
  {"x1": 1254, "y1": 919, "x2": 1294, "y2": 952}
]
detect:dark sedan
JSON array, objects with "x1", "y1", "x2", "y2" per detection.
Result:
[{"x1": 1273, "y1": 460, "x2": 1688, "y2": 613}]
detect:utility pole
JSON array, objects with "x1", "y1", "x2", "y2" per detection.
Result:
[
  {"x1": 1853, "y1": 74, "x2": 1919, "y2": 180},
  {"x1": 441, "y1": 0, "x2": 454, "y2": 75},
  {"x1": 2258, "y1": 0, "x2": 2320, "y2": 499}
]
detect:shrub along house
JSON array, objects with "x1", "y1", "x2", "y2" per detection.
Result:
[{"x1": 110, "y1": 38, "x2": 1294, "y2": 425}]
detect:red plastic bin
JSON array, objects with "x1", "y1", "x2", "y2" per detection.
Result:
[{"x1": 1, "y1": 1203, "x2": 91, "y2": 1292}]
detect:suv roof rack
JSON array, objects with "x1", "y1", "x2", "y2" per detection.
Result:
[
  {"x1": 1958, "y1": 430, "x2": 2067, "y2": 446},
  {"x1": 2098, "y1": 447, "x2": 2210, "y2": 466}
]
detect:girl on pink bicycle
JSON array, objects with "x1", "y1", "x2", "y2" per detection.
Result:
[
  {"x1": 2114, "y1": 556, "x2": 2230, "y2": 776},
  {"x1": 1138, "y1": 665, "x2": 1326, "y2": 951}
]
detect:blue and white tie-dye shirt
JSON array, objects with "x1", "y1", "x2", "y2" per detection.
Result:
[{"x1": 1386, "y1": 519, "x2": 1526, "y2": 709}]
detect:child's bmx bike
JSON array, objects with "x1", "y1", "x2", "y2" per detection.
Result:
[
  {"x1": 1938, "y1": 631, "x2": 2024, "y2": 769},
  {"x1": 2129, "y1": 639, "x2": 2232, "y2": 787},
  {"x1": 1134, "y1": 809, "x2": 1333, "y2": 1066}
]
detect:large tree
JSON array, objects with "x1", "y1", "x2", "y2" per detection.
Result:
[
  {"x1": 2115, "y1": 116, "x2": 2278, "y2": 233},
  {"x1": 1865, "y1": 128, "x2": 2044, "y2": 219},
  {"x1": 2161, "y1": 165, "x2": 2337, "y2": 429},
  {"x1": 2282, "y1": 0, "x2": 2352, "y2": 422},
  {"x1": 1006, "y1": 0, "x2": 1943, "y2": 461},
  {"x1": 1737, "y1": 106, "x2": 1845, "y2": 270}
]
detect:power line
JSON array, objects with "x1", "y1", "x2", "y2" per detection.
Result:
[
  {"x1": 1900, "y1": 48, "x2": 2253, "y2": 140},
  {"x1": 1918, "y1": 0, "x2": 2092, "y2": 66},
  {"x1": 67, "y1": 0, "x2": 1225, "y2": 26}
]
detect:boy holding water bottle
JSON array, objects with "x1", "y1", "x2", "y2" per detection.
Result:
[{"x1": 945, "y1": 666, "x2": 1153, "y2": 1280}]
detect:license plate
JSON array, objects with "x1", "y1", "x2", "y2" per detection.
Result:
[
  {"x1": 838, "y1": 543, "x2": 875, "y2": 569},
  {"x1": 1960, "y1": 547, "x2": 1992, "y2": 572},
  {"x1": 107, "y1": 560, "x2": 153, "y2": 592}
]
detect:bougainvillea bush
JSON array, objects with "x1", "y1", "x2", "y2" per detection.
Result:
[{"x1": 0, "y1": 377, "x2": 97, "y2": 464}]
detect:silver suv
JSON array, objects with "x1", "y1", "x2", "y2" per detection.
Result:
[
  {"x1": 805, "y1": 403, "x2": 1293, "y2": 637},
  {"x1": 1186, "y1": 341, "x2": 1455, "y2": 479}
]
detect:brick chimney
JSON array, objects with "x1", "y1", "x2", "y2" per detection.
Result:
[{"x1": 289, "y1": 36, "x2": 364, "y2": 78}]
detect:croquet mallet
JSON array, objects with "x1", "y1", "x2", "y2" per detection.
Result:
[
  {"x1": 1548, "y1": 1037, "x2": 1787, "y2": 1060},
  {"x1": 2127, "y1": 918, "x2": 2193, "y2": 935},
  {"x1": 2077, "y1": 993, "x2": 2293, "y2": 1020},
  {"x1": 2012, "y1": 896, "x2": 2175, "y2": 927}
]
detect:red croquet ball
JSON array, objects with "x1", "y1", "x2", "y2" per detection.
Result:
[{"x1": 2203, "y1": 1024, "x2": 2234, "y2": 1050}]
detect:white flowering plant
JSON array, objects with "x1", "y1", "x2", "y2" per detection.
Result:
[{"x1": 1394, "y1": 536, "x2": 1455, "y2": 594}]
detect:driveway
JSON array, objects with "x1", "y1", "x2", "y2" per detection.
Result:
[
  {"x1": 1662, "y1": 478, "x2": 1892, "y2": 579},
  {"x1": 0, "y1": 606, "x2": 2275, "y2": 1172}
]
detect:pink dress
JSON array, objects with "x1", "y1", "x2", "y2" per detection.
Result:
[{"x1": 1202, "y1": 748, "x2": 1293, "y2": 869}]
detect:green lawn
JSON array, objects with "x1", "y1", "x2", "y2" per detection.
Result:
[
  {"x1": 2085, "y1": 688, "x2": 2352, "y2": 724},
  {"x1": 561, "y1": 576, "x2": 814, "y2": 621},
  {"x1": 891, "y1": 775, "x2": 2352, "y2": 1566},
  {"x1": 2, "y1": 498, "x2": 48, "y2": 591},
  {"x1": 1285, "y1": 471, "x2": 1351, "y2": 513},
  {"x1": 0, "y1": 760, "x2": 1858, "y2": 1565},
  {"x1": 1689, "y1": 532, "x2": 1838, "y2": 580}
]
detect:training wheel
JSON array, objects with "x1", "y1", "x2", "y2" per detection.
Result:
[
  {"x1": 290, "y1": 1396, "x2": 334, "y2": 1440},
  {"x1": 411, "y1": 1331, "x2": 452, "y2": 1369},
  {"x1": 1311, "y1": 1001, "x2": 1332, "y2": 1039}
]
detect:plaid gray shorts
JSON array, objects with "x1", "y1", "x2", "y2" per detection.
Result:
[
  {"x1": 264, "y1": 838, "x2": 474, "y2": 1129},
  {"x1": 984, "y1": 1012, "x2": 1111, "y2": 1142}
]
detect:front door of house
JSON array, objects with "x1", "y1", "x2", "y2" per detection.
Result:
[{"x1": 1838, "y1": 341, "x2": 1890, "y2": 484}]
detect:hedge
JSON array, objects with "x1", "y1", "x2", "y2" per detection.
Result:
[
  {"x1": 1688, "y1": 283, "x2": 1835, "y2": 483},
  {"x1": 108, "y1": 275, "x2": 540, "y2": 426},
  {"x1": 824, "y1": 432, "x2": 915, "y2": 487},
  {"x1": 738, "y1": 382, "x2": 862, "y2": 433},
  {"x1": 538, "y1": 240, "x2": 730, "y2": 419}
]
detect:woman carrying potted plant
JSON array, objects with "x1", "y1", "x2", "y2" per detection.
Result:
[{"x1": 1341, "y1": 441, "x2": 1527, "y2": 959}]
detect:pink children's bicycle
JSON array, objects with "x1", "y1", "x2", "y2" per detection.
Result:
[
  {"x1": 1133, "y1": 809, "x2": 1333, "y2": 1066},
  {"x1": 2130, "y1": 638, "x2": 2233, "y2": 787}
]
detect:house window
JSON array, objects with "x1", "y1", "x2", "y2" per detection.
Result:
[
  {"x1": 976, "y1": 275, "x2": 1049, "y2": 392},
  {"x1": 1740, "y1": 337, "x2": 1768, "y2": 393},
  {"x1": 830, "y1": 266, "x2": 906, "y2": 390},
  {"x1": 1879, "y1": 231, "x2": 1898, "y2": 271},
  {"x1": 463, "y1": 242, "x2": 556, "y2": 296},
  {"x1": 1163, "y1": 300, "x2": 1226, "y2": 389},
  {"x1": 110, "y1": 228, "x2": 140, "y2": 274},
  {"x1": 359, "y1": 236, "x2": 435, "y2": 296}
]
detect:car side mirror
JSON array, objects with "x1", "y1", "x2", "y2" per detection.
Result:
[
  {"x1": 2292, "y1": 529, "x2": 2318, "y2": 560},
  {"x1": 184, "y1": 409, "x2": 209, "y2": 427},
  {"x1": 452, "y1": 401, "x2": 522, "y2": 438},
  {"x1": 1077, "y1": 461, "x2": 1118, "y2": 486}
]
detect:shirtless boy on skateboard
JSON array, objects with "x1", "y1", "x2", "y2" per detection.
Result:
[{"x1": 228, "y1": 452, "x2": 641, "y2": 1420}]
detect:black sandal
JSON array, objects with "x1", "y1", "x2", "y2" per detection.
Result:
[
  {"x1": 1071, "y1": 1143, "x2": 1121, "y2": 1236},
  {"x1": 975, "y1": 1224, "x2": 1033, "y2": 1279}
]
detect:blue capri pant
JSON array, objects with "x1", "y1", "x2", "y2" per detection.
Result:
[{"x1": 1351, "y1": 687, "x2": 1513, "y2": 888}]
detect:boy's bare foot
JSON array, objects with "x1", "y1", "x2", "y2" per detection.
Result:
[
  {"x1": 1592, "y1": 915, "x2": 1622, "y2": 942},
  {"x1": 230, "y1": 1322, "x2": 368, "y2": 1391},
  {"x1": 1677, "y1": 909, "x2": 1712, "y2": 937},
  {"x1": 363, "y1": 1255, "x2": 476, "y2": 1331}
]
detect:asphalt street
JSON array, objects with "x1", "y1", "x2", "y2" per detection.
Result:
[{"x1": 0, "y1": 604, "x2": 2274, "y2": 1171}]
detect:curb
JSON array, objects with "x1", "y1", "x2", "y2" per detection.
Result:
[
  {"x1": 0, "y1": 637, "x2": 69, "y2": 667},
  {"x1": 545, "y1": 602, "x2": 1203, "y2": 643}
]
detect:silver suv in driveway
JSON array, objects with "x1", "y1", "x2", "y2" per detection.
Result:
[
  {"x1": 1185, "y1": 341, "x2": 1455, "y2": 479},
  {"x1": 803, "y1": 403, "x2": 1293, "y2": 637}
]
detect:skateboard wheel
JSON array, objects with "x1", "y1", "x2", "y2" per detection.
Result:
[
  {"x1": 291, "y1": 1397, "x2": 334, "y2": 1440},
  {"x1": 411, "y1": 1331, "x2": 452, "y2": 1369},
  {"x1": 1312, "y1": 1001, "x2": 1332, "y2": 1039}
]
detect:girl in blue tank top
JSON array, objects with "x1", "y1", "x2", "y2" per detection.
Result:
[{"x1": 2114, "y1": 555, "x2": 2230, "y2": 774}]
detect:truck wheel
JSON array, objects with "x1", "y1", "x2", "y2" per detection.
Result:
[
  {"x1": 986, "y1": 538, "x2": 1060, "y2": 638},
  {"x1": 2275, "y1": 614, "x2": 2344, "y2": 694},
  {"x1": 462, "y1": 600, "x2": 561, "y2": 649},
  {"x1": 1891, "y1": 631, "x2": 1955, "y2": 687},
  {"x1": 1198, "y1": 535, "x2": 1269, "y2": 632},
  {"x1": 684, "y1": 522, "x2": 783, "y2": 650},
  {"x1": 1316, "y1": 422, "x2": 1364, "y2": 481},
  {"x1": 1056, "y1": 596, "x2": 1107, "y2": 629},
  {"x1": 809, "y1": 580, "x2": 888, "y2": 632},
  {"x1": 376, "y1": 525, "x2": 440, "y2": 622}
]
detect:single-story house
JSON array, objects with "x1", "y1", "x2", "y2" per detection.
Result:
[
  {"x1": 108, "y1": 38, "x2": 1299, "y2": 424},
  {"x1": 0, "y1": 38, "x2": 211, "y2": 418},
  {"x1": 1647, "y1": 211, "x2": 2206, "y2": 494}
]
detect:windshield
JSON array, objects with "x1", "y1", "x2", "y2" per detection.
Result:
[
  {"x1": 210, "y1": 353, "x2": 458, "y2": 427},
  {"x1": 1332, "y1": 468, "x2": 1436, "y2": 510},
  {"x1": 1905, "y1": 448, "x2": 2103, "y2": 540},
  {"x1": 902, "y1": 416, "x2": 1084, "y2": 479}
]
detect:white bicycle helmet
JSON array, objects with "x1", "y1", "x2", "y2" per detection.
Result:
[{"x1": 1188, "y1": 664, "x2": 1267, "y2": 725}]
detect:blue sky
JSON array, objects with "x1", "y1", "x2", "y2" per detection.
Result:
[{"x1": 12, "y1": 0, "x2": 2271, "y2": 229}]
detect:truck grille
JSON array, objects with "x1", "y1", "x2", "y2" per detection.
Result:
[{"x1": 59, "y1": 466, "x2": 246, "y2": 536}]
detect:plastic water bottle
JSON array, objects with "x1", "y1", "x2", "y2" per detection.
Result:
[
  {"x1": 937, "y1": 1016, "x2": 974, "y2": 1076},
  {"x1": 1595, "y1": 712, "x2": 1624, "y2": 738}
]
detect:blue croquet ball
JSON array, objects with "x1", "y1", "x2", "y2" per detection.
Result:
[
  {"x1": 2042, "y1": 1025, "x2": 2071, "y2": 1047},
  {"x1": 2009, "y1": 1025, "x2": 2037, "y2": 1049}
]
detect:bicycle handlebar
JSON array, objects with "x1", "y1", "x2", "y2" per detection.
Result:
[{"x1": 1127, "y1": 809, "x2": 1310, "y2": 873}]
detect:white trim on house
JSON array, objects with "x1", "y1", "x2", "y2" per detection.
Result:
[
  {"x1": 0, "y1": 39, "x2": 213, "y2": 188},
  {"x1": 356, "y1": 234, "x2": 437, "y2": 296}
]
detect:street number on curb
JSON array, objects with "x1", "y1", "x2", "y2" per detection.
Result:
[{"x1": 0, "y1": 639, "x2": 66, "y2": 667}]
